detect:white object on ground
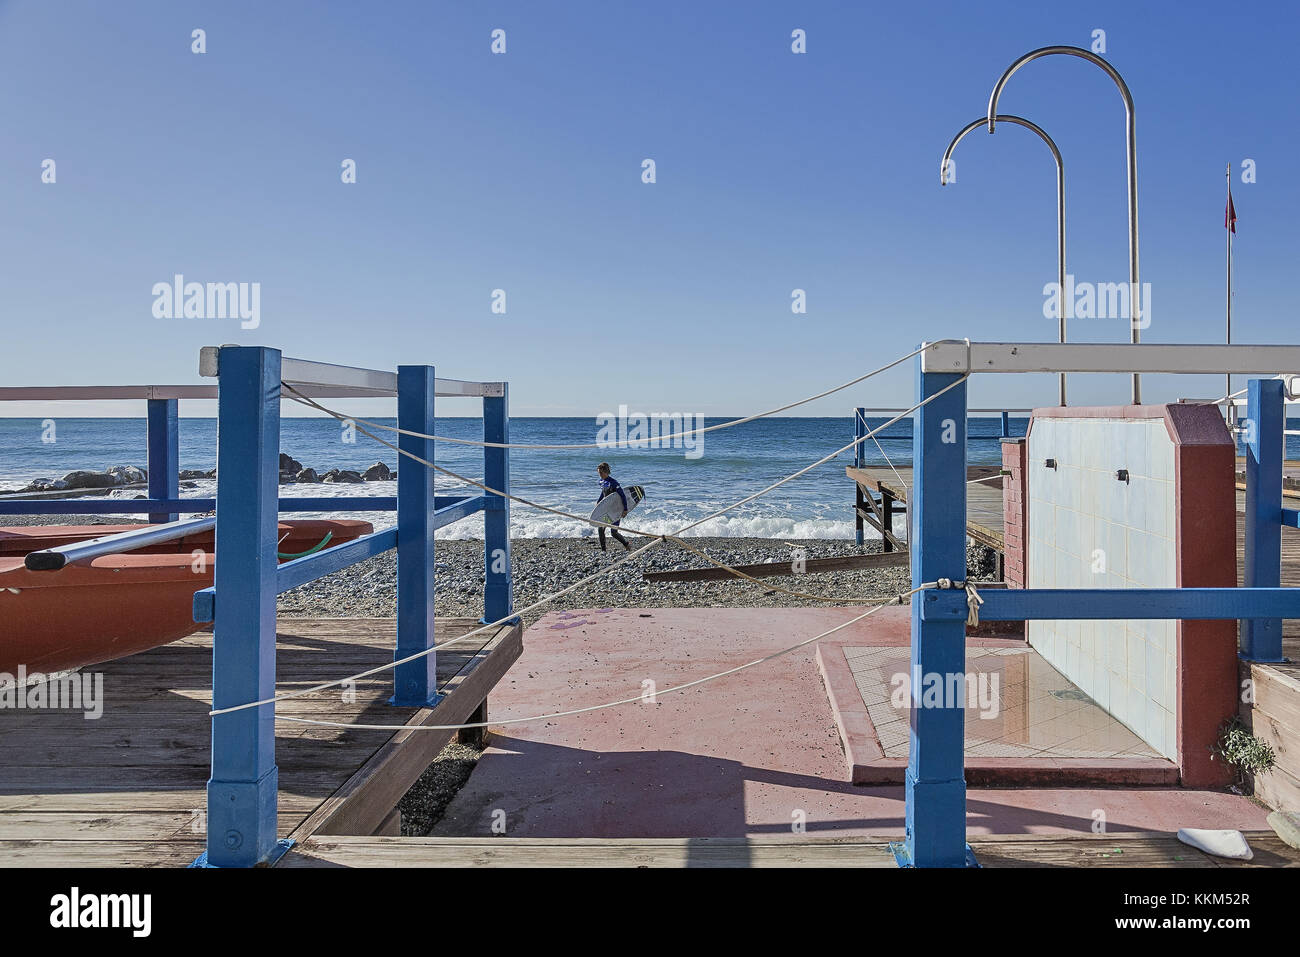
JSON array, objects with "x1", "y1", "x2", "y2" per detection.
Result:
[{"x1": 1176, "y1": 828, "x2": 1253, "y2": 861}]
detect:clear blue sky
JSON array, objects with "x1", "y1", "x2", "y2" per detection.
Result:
[{"x1": 1, "y1": 0, "x2": 1296, "y2": 417}]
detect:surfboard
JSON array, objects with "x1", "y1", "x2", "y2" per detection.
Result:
[{"x1": 590, "y1": 485, "x2": 645, "y2": 525}]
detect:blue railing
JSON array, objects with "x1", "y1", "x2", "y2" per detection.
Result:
[
  {"x1": 190, "y1": 345, "x2": 512, "y2": 867},
  {"x1": 902, "y1": 342, "x2": 1298, "y2": 868},
  {"x1": 0, "y1": 385, "x2": 216, "y2": 522}
]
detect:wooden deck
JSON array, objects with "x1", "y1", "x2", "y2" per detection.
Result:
[
  {"x1": 277, "y1": 830, "x2": 1300, "y2": 867},
  {"x1": 847, "y1": 465, "x2": 1006, "y2": 551},
  {"x1": 2, "y1": 831, "x2": 1292, "y2": 868},
  {"x1": 0, "y1": 617, "x2": 522, "y2": 867}
]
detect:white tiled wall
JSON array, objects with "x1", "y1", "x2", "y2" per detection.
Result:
[{"x1": 1026, "y1": 417, "x2": 1177, "y2": 759}]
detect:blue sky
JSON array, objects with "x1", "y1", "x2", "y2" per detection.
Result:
[{"x1": 1, "y1": 0, "x2": 1296, "y2": 417}]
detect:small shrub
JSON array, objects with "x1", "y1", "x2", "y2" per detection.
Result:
[{"x1": 1213, "y1": 717, "x2": 1275, "y2": 787}]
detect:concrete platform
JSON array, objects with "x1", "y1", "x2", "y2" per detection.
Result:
[
  {"x1": 432, "y1": 607, "x2": 1267, "y2": 841},
  {"x1": 814, "y1": 610, "x2": 1177, "y2": 786}
]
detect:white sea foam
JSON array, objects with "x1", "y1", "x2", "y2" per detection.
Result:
[{"x1": 100, "y1": 478, "x2": 869, "y2": 540}]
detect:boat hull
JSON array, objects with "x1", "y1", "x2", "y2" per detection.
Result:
[{"x1": 0, "y1": 520, "x2": 373, "y2": 675}]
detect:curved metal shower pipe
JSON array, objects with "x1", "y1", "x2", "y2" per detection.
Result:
[
  {"x1": 942, "y1": 114, "x2": 1067, "y2": 406},
  {"x1": 987, "y1": 45, "x2": 1141, "y2": 404}
]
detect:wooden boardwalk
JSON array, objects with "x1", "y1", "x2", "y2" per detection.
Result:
[
  {"x1": 0, "y1": 618, "x2": 522, "y2": 866},
  {"x1": 846, "y1": 465, "x2": 1005, "y2": 551},
  {"x1": 2, "y1": 831, "x2": 1294, "y2": 868}
]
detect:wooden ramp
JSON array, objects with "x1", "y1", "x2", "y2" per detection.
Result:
[
  {"x1": 847, "y1": 465, "x2": 1005, "y2": 551},
  {"x1": 0, "y1": 618, "x2": 522, "y2": 867}
]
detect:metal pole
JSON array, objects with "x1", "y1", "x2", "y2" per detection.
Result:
[
  {"x1": 1242, "y1": 378, "x2": 1285, "y2": 662},
  {"x1": 854, "y1": 408, "x2": 866, "y2": 546},
  {"x1": 942, "y1": 114, "x2": 1066, "y2": 405},
  {"x1": 1226, "y1": 164, "x2": 1233, "y2": 423},
  {"x1": 482, "y1": 385, "x2": 514, "y2": 624},
  {"x1": 202, "y1": 345, "x2": 288, "y2": 868},
  {"x1": 987, "y1": 45, "x2": 1141, "y2": 404},
  {"x1": 394, "y1": 365, "x2": 439, "y2": 706},
  {"x1": 146, "y1": 397, "x2": 179, "y2": 523},
  {"x1": 895, "y1": 357, "x2": 972, "y2": 868}
]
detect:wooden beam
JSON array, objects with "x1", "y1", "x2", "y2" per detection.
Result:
[
  {"x1": 288, "y1": 622, "x2": 523, "y2": 839},
  {"x1": 643, "y1": 551, "x2": 910, "y2": 583}
]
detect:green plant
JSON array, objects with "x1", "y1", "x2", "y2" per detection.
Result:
[{"x1": 1213, "y1": 717, "x2": 1276, "y2": 786}]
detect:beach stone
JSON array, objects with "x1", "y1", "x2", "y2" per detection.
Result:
[
  {"x1": 295, "y1": 467, "x2": 320, "y2": 483},
  {"x1": 1176, "y1": 828, "x2": 1253, "y2": 861},
  {"x1": 362, "y1": 462, "x2": 392, "y2": 481},
  {"x1": 61, "y1": 470, "x2": 117, "y2": 489},
  {"x1": 179, "y1": 469, "x2": 208, "y2": 479},
  {"x1": 279, "y1": 452, "x2": 303, "y2": 474},
  {"x1": 323, "y1": 469, "x2": 363, "y2": 484},
  {"x1": 107, "y1": 465, "x2": 147, "y2": 485},
  {"x1": 1267, "y1": 811, "x2": 1300, "y2": 850}
]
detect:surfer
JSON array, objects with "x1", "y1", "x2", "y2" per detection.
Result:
[{"x1": 594, "y1": 462, "x2": 632, "y2": 552}]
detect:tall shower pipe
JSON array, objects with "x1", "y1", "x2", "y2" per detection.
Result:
[
  {"x1": 987, "y1": 45, "x2": 1142, "y2": 404},
  {"x1": 942, "y1": 114, "x2": 1067, "y2": 406}
]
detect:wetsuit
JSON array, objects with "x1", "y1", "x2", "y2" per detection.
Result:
[{"x1": 597, "y1": 476, "x2": 631, "y2": 551}]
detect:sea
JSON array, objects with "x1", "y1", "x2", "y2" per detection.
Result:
[{"x1": 4, "y1": 412, "x2": 1238, "y2": 541}]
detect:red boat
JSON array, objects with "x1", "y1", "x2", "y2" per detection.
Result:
[{"x1": 0, "y1": 519, "x2": 372, "y2": 675}]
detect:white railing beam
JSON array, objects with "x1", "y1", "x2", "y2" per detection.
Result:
[{"x1": 922, "y1": 342, "x2": 1300, "y2": 376}]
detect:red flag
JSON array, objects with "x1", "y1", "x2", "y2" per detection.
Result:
[{"x1": 1225, "y1": 190, "x2": 1237, "y2": 233}]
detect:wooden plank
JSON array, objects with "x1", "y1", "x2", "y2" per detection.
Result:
[
  {"x1": 0, "y1": 617, "x2": 524, "y2": 866},
  {"x1": 276, "y1": 831, "x2": 1300, "y2": 868},
  {"x1": 643, "y1": 551, "x2": 910, "y2": 583},
  {"x1": 0, "y1": 840, "x2": 205, "y2": 867},
  {"x1": 288, "y1": 622, "x2": 523, "y2": 839},
  {"x1": 847, "y1": 464, "x2": 1005, "y2": 550}
]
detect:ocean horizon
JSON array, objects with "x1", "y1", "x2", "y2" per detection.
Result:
[{"x1": 1, "y1": 415, "x2": 1035, "y2": 540}]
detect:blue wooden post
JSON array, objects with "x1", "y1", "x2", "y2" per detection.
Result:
[
  {"x1": 146, "y1": 398, "x2": 179, "y2": 523},
  {"x1": 854, "y1": 408, "x2": 866, "y2": 546},
  {"x1": 483, "y1": 386, "x2": 514, "y2": 624},
  {"x1": 896, "y1": 360, "x2": 973, "y2": 868},
  {"x1": 1242, "y1": 378, "x2": 1285, "y2": 662},
  {"x1": 853, "y1": 408, "x2": 866, "y2": 469},
  {"x1": 394, "y1": 365, "x2": 439, "y2": 706},
  {"x1": 1000, "y1": 410, "x2": 1010, "y2": 438},
  {"x1": 201, "y1": 346, "x2": 287, "y2": 868}
]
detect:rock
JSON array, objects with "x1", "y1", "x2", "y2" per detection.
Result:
[
  {"x1": 362, "y1": 462, "x2": 392, "y2": 482},
  {"x1": 179, "y1": 469, "x2": 209, "y2": 480},
  {"x1": 60, "y1": 470, "x2": 117, "y2": 490},
  {"x1": 1267, "y1": 811, "x2": 1300, "y2": 850},
  {"x1": 295, "y1": 468, "x2": 319, "y2": 483},
  {"x1": 1176, "y1": 828, "x2": 1253, "y2": 861},
  {"x1": 107, "y1": 465, "x2": 147, "y2": 485},
  {"x1": 279, "y1": 452, "x2": 303, "y2": 474},
  {"x1": 322, "y1": 469, "x2": 363, "y2": 484}
]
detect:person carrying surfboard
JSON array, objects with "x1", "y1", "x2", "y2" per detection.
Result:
[{"x1": 594, "y1": 462, "x2": 632, "y2": 552}]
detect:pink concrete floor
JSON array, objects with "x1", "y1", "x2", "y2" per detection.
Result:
[{"x1": 431, "y1": 607, "x2": 1270, "y2": 839}]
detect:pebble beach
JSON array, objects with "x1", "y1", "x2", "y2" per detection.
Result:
[{"x1": 276, "y1": 534, "x2": 1000, "y2": 624}]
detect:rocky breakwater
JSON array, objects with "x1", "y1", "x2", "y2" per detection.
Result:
[
  {"x1": 277, "y1": 453, "x2": 394, "y2": 485},
  {"x1": 1, "y1": 453, "x2": 395, "y2": 497}
]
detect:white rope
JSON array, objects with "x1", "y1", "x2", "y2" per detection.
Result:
[
  {"x1": 934, "y1": 577, "x2": 983, "y2": 627},
  {"x1": 285, "y1": 345, "x2": 930, "y2": 450},
  {"x1": 271, "y1": 583, "x2": 935, "y2": 732},
  {"x1": 209, "y1": 377, "x2": 969, "y2": 718}
]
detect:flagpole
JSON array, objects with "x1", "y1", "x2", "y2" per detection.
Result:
[{"x1": 1226, "y1": 163, "x2": 1233, "y2": 425}]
